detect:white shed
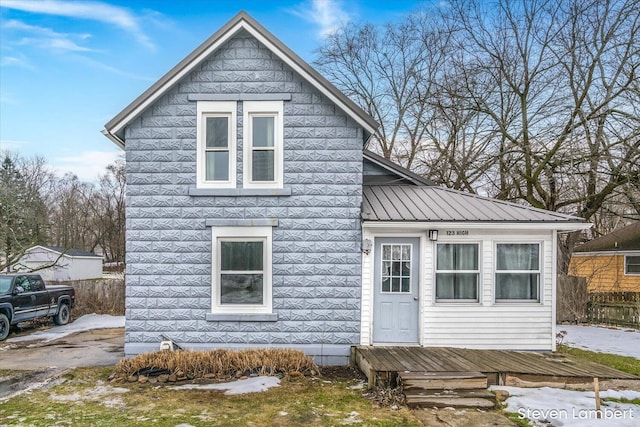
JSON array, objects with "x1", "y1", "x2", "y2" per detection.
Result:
[{"x1": 16, "y1": 246, "x2": 103, "y2": 281}]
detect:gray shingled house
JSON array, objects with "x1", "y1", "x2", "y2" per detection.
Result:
[{"x1": 103, "y1": 11, "x2": 588, "y2": 364}]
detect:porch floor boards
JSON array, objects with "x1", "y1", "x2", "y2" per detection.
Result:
[{"x1": 354, "y1": 346, "x2": 639, "y2": 387}]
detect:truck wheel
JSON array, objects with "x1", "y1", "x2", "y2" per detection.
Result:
[
  {"x1": 53, "y1": 304, "x2": 70, "y2": 326},
  {"x1": 0, "y1": 313, "x2": 9, "y2": 341}
]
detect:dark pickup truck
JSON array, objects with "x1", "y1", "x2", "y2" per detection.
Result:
[{"x1": 0, "y1": 273, "x2": 75, "y2": 340}]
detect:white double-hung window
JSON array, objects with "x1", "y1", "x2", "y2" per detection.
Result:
[
  {"x1": 243, "y1": 101, "x2": 284, "y2": 188},
  {"x1": 211, "y1": 226, "x2": 273, "y2": 314},
  {"x1": 435, "y1": 243, "x2": 480, "y2": 302},
  {"x1": 196, "y1": 101, "x2": 236, "y2": 188},
  {"x1": 495, "y1": 243, "x2": 541, "y2": 302}
]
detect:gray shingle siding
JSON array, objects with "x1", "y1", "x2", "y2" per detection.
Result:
[{"x1": 124, "y1": 31, "x2": 363, "y2": 364}]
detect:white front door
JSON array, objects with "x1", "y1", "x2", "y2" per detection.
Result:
[{"x1": 372, "y1": 237, "x2": 420, "y2": 343}]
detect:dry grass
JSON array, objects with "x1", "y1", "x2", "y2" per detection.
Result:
[
  {"x1": 114, "y1": 348, "x2": 318, "y2": 379},
  {"x1": 0, "y1": 366, "x2": 421, "y2": 426},
  {"x1": 68, "y1": 279, "x2": 125, "y2": 318}
]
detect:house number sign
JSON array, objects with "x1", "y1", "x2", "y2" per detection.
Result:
[{"x1": 445, "y1": 230, "x2": 470, "y2": 236}]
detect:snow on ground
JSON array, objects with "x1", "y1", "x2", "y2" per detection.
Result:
[
  {"x1": 558, "y1": 325, "x2": 640, "y2": 358},
  {"x1": 492, "y1": 386, "x2": 640, "y2": 427},
  {"x1": 172, "y1": 376, "x2": 281, "y2": 395},
  {"x1": 6, "y1": 314, "x2": 125, "y2": 344}
]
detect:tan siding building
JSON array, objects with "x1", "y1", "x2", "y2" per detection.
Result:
[{"x1": 569, "y1": 222, "x2": 640, "y2": 292}]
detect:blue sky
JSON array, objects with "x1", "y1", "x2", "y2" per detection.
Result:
[{"x1": 0, "y1": 0, "x2": 420, "y2": 181}]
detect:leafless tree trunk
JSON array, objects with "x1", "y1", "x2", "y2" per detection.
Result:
[{"x1": 316, "y1": 0, "x2": 640, "y2": 272}]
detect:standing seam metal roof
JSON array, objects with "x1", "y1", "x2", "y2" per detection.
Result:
[{"x1": 362, "y1": 185, "x2": 585, "y2": 223}]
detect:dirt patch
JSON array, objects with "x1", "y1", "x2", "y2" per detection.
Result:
[
  {"x1": 0, "y1": 368, "x2": 67, "y2": 401},
  {"x1": 320, "y1": 365, "x2": 366, "y2": 381}
]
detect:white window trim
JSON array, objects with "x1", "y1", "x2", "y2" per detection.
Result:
[
  {"x1": 625, "y1": 253, "x2": 640, "y2": 276},
  {"x1": 211, "y1": 226, "x2": 273, "y2": 314},
  {"x1": 434, "y1": 242, "x2": 481, "y2": 303},
  {"x1": 196, "y1": 101, "x2": 237, "y2": 189},
  {"x1": 494, "y1": 241, "x2": 542, "y2": 303},
  {"x1": 243, "y1": 100, "x2": 284, "y2": 189}
]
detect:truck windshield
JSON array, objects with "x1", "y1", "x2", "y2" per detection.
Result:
[{"x1": 0, "y1": 277, "x2": 12, "y2": 294}]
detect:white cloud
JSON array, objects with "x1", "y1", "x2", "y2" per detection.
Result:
[
  {"x1": 5, "y1": 19, "x2": 94, "y2": 52},
  {"x1": 0, "y1": 54, "x2": 35, "y2": 70},
  {"x1": 53, "y1": 150, "x2": 122, "y2": 182},
  {"x1": 71, "y1": 55, "x2": 154, "y2": 81},
  {"x1": 1, "y1": 0, "x2": 154, "y2": 50},
  {"x1": 290, "y1": 0, "x2": 351, "y2": 38}
]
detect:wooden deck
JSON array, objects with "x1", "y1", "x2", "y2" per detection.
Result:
[{"x1": 353, "y1": 346, "x2": 639, "y2": 388}]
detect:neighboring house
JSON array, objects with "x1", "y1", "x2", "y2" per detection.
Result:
[
  {"x1": 569, "y1": 222, "x2": 640, "y2": 292},
  {"x1": 15, "y1": 246, "x2": 103, "y2": 281},
  {"x1": 103, "y1": 11, "x2": 588, "y2": 364}
]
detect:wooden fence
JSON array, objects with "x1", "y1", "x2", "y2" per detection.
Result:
[
  {"x1": 557, "y1": 275, "x2": 588, "y2": 323},
  {"x1": 587, "y1": 292, "x2": 640, "y2": 327}
]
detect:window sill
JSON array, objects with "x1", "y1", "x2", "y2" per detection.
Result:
[
  {"x1": 205, "y1": 313, "x2": 278, "y2": 322},
  {"x1": 494, "y1": 301, "x2": 542, "y2": 305},
  {"x1": 189, "y1": 188, "x2": 291, "y2": 197},
  {"x1": 434, "y1": 300, "x2": 481, "y2": 305}
]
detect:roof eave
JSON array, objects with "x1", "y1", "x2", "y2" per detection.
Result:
[
  {"x1": 101, "y1": 129, "x2": 125, "y2": 150},
  {"x1": 362, "y1": 220, "x2": 591, "y2": 231},
  {"x1": 363, "y1": 151, "x2": 433, "y2": 186}
]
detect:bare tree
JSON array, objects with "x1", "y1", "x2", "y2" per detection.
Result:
[
  {"x1": 93, "y1": 158, "x2": 126, "y2": 264},
  {"x1": 0, "y1": 153, "x2": 50, "y2": 271},
  {"x1": 49, "y1": 173, "x2": 98, "y2": 251},
  {"x1": 314, "y1": 13, "x2": 452, "y2": 169},
  {"x1": 316, "y1": 0, "x2": 640, "y2": 272},
  {"x1": 444, "y1": 0, "x2": 640, "y2": 271}
]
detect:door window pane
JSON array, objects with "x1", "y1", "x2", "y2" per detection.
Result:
[{"x1": 381, "y1": 244, "x2": 411, "y2": 293}]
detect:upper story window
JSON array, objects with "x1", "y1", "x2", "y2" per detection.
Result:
[
  {"x1": 196, "y1": 101, "x2": 236, "y2": 188},
  {"x1": 495, "y1": 243, "x2": 541, "y2": 302},
  {"x1": 243, "y1": 101, "x2": 284, "y2": 189},
  {"x1": 626, "y1": 255, "x2": 640, "y2": 275},
  {"x1": 435, "y1": 243, "x2": 479, "y2": 302}
]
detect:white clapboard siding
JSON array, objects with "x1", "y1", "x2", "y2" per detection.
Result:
[
  {"x1": 362, "y1": 227, "x2": 556, "y2": 351},
  {"x1": 422, "y1": 229, "x2": 554, "y2": 350}
]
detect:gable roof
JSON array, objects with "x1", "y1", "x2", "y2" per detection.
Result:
[
  {"x1": 574, "y1": 222, "x2": 640, "y2": 253},
  {"x1": 362, "y1": 185, "x2": 587, "y2": 227},
  {"x1": 363, "y1": 150, "x2": 434, "y2": 186},
  {"x1": 31, "y1": 246, "x2": 102, "y2": 258},
  {"x1": 103, "y1": 11, "x2": 378, "y2": 147}
]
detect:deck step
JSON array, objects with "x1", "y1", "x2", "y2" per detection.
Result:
[
  {"x1": 399, "y1": 371, "x2": 488, "y2": 390},
  {"x1": 405, "y1": 394, "x2": 496, "y2": 409}
]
